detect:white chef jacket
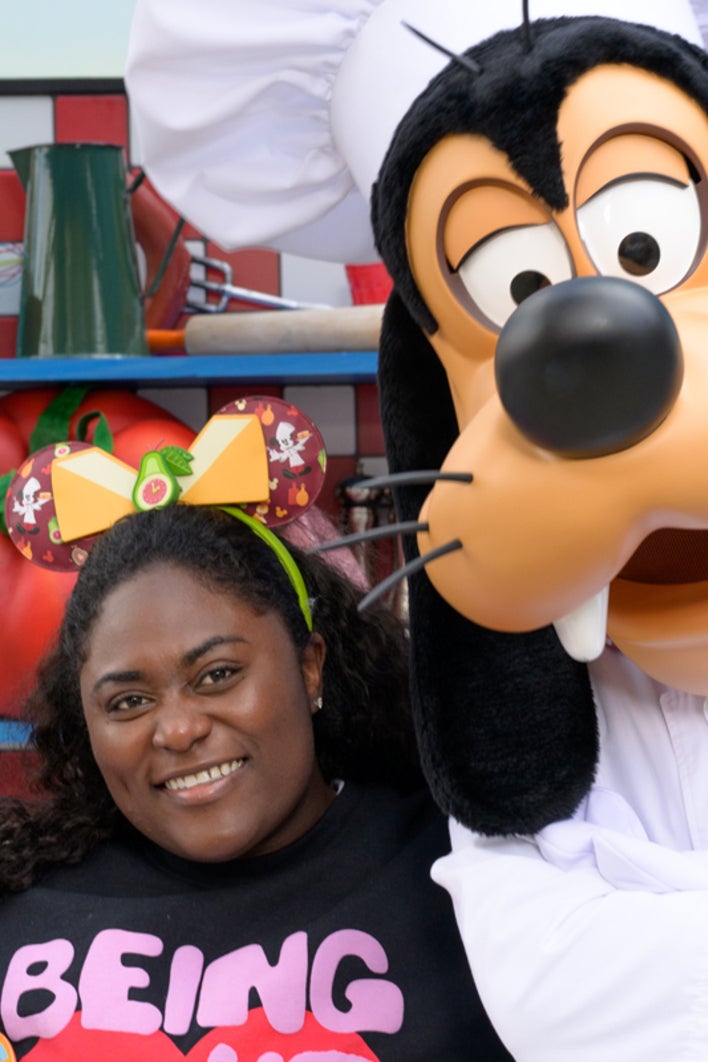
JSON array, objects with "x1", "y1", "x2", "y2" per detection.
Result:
[{"x1": 433, "y1": 647, "x2": 708, "y2": 1061}]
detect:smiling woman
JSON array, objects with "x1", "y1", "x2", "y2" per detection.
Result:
[
  {"x1": 79, "y1": 564, "x2": 334, "y2": 864},
  {"x1": 0, "y1": 505, "x2": 511, "y2": 1062}
]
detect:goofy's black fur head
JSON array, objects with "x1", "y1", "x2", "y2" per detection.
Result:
[{"x1": 370, "y1": 16, "x2": 708, "y2": 834}]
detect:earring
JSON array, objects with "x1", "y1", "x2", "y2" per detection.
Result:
[{"x1": 314, "y1": 696, "x2": 323, "y2": 712}]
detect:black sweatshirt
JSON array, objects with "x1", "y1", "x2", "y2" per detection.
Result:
[{"x1": 0, "y1": 783, "x2": 511, "y2": 1060}]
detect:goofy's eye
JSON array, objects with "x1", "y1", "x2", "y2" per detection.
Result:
[
  {"x1": 577, "y1": 176, "x2": 701, "y2": 294},
  {"x1": 456, "y1": 221, "x2": 573, "y2": 329}
]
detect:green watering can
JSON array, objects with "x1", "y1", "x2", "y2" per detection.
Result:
[{"x1": 11, "y1": 142, "x2": 149, "y2": 358}]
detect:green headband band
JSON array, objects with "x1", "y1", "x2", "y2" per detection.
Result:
[{"x1": 221, "y1": 506, "x2": 313, "y2": 632}]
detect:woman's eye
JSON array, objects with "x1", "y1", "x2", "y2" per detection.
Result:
[
  {"x1": 577, "y1": 176, "x2": 701, "y2": 294},
  {"x1": 107, "y1": 693, "x2": 150, "y2": 715},
  {"x1": 456, "y1": 221, "x2": 573, "y2": 328},
  {"x1": 199, "y1": 665, "x2": 238, "y2": 688}
]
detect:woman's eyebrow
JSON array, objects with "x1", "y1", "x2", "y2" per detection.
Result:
[
  {"x1": 181, "y1": 635, "x2": 247, "y2": 667},
  {"x1": 92, "y1": 669, "x2": 144, "y2": 694}
]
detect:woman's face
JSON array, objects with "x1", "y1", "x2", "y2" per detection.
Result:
[{"x1": 80, "y1": 563, "x2": 333, "y2": 862}]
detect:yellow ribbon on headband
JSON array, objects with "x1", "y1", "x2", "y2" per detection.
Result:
[{"x1": 52, "y1": 413, "x2": 270, "y2": 543}]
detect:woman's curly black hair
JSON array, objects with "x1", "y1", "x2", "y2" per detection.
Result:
[{"x1": 0, "y1": 505, "x2": 417, "y2": 893}]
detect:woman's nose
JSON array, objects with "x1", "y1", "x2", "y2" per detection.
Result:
[{"x1": 151, "y1": 695, "x2": 212, "y2": 751}]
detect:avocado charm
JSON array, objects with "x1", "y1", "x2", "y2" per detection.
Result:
[{"x1": 132, "y1": 446, "x2": 194, "y2": 512}]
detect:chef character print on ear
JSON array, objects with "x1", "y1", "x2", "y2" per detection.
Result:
[{"x1": 223, "y1": 396, "x2": 326, "y2": 526}]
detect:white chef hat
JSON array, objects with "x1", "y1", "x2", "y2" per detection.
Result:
[{"x1": 125, "y1": 0, "x2": 704, "y2": 264}]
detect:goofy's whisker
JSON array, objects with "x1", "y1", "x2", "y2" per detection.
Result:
[
  {"x1": 357, "y1": 470, "x2": 473, "y2": 490},
  {"x1": 309, "y1": 520, "x2": 428, "y2": 554},
  {"x1": 357, "y1": 539, "x2": 463, "y2": 612}
]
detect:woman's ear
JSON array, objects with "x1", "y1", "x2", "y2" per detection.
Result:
[{"x1": 301, "y1": 632, "x2": 326, "y2": 711}]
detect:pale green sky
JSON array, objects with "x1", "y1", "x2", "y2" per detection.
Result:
[{"x1": 0, "y1": 0, "x2": 138, "y2": 79}]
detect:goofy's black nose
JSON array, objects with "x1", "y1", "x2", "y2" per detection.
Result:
[{"x1": 494, "y1": 276, "x2": 683, "y2": 458}]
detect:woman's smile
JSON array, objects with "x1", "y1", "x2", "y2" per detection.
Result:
[{"x1": 159, "y1": 756, "x2": 247, "y2": 795}]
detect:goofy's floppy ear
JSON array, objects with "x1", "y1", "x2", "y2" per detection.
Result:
[{"x1": 378, "y1": 292, "x2": 599, "y2": 835}]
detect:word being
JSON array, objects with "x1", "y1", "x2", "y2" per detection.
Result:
[{"x1": 1, "y1": 928, "x2": 404, "y2": 1044}]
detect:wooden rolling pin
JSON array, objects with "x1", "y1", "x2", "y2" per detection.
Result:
[{"x1": 147, "y1": 304, "x2": 384, "y2": 355}]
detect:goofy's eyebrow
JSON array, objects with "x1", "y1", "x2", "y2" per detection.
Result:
[{"x1": 575, "y1": 134, "x2": 691, "y2": 208}]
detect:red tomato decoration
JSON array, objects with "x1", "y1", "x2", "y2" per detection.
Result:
[{"x1": 0, "y1": 387, "x2": 195, "y2": 792}]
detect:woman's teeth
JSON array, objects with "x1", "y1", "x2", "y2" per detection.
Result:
[{"x1": 163, "y1": 759, "x2": 245, "y2": 791}]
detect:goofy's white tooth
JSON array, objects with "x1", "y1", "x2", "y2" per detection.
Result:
[{"x1": 553, "y1": 585, "x2": 609, "y2": 663}]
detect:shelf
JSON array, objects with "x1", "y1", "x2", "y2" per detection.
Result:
[
  {"x1": 0, "y1": 352, "x2": 379, "y2": 389},
  {"x1": 0, "y1": 720, "x2": 30, "y2": 750}
]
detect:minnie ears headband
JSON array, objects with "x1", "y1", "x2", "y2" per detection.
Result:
[{"x1": 5, "y1": 396, "x2": 327, "y2": 630}]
